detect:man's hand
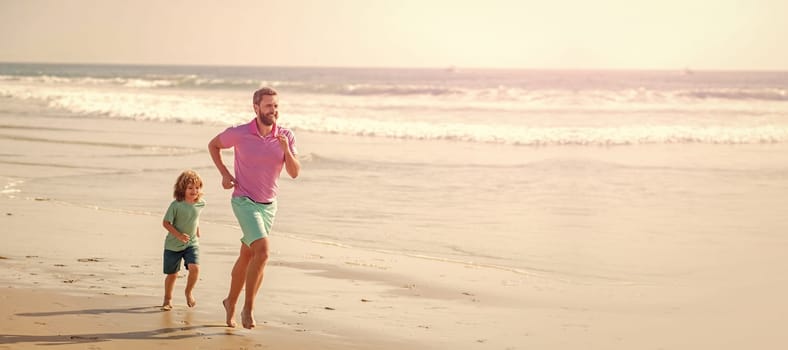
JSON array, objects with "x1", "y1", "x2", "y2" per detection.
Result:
[
  {"x1": 277, "y1": 135, "x2": 290, "y2": 152},
  {"x1": 222, "y1": 174, "x2": 236, "y2": 189}
]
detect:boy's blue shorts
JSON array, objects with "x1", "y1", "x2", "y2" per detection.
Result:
[{"x1": 163, "y1": 245, "x2": 199, "y2": 274}]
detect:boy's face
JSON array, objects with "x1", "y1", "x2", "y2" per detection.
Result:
[{"x1": 185, "y1": 183, "x2": 201, "y2": 202}]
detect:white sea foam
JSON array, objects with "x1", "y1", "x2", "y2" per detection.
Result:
[
  {"x1": 0, "y1": 83, "x2": 246, "y2": 125},
  {"x1": 2, "y1": 66, "x2": 787, "y2": 146},
  {"x1": 1, "y1": 179, "x2": 24, "y2": 195},
  {"x1": 2, "y1": 72, "x2": 787, "y2": 103},
  {"x1": 285, "y1": 112, "x2": 788, "y2": 145}
]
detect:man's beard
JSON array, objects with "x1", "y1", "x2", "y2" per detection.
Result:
[{"x1": 257, "y1": 111, "x2": 276, "y2": 126}]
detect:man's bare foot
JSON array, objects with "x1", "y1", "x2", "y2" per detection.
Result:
[
  {"x1": 241, "y1": 309, "x2": 255, "y2": 329},
  {"x1": 161, "y1": 300, "x2": 173, "y2": 311},
  {"x1": 223, "y1": 299, "x2": 237, "y2": 328},
  {"x1": 186, "y1": 293, "x2": 196, "y2": 308}
]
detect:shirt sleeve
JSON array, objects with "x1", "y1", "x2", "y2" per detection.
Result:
[
  {"x1": 163, "y1": 201, "x2": 177, "y2": 224},
  {"x1": 218, "y1": 125, "x2": 241, "y2": 148}
]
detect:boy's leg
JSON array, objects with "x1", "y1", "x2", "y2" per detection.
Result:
[
  {"x1": 162, "y1": 249, "x2": 181, "y2": 311},
  {"x1": 185, "y1": 263, "x2": 199, "y2": 307},
  {"x1": 162, "y1": 273, "x2": 177, "y2": 310},
  {"x1": 224, "y1": 244, "x2": 253, "y2": 327},
  {"x1": 182, "y1": 246, "x2": 200, "y2": 308}
]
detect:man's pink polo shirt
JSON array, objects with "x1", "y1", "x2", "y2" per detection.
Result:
[{"x1": 218, "y1": 119, "x2": 297, "y2": 203}]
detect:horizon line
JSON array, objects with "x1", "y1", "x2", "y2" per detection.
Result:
[{"x1": 1, "y1": 60, "x2": 788, "y2": 74}]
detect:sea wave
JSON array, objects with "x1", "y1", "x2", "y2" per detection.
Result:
[
  {"x1": 2, "y1": 77, "x2": 787, "y2": 146},
  {"x1": 284, "y1": 114, "x2": 788, "y2": 146},
  {"x1": 3, "y1": 73, "x2": 788, "y2": 103},
  {"x1": 678, "y1": 89, "x2": 788, "y2": 101}
]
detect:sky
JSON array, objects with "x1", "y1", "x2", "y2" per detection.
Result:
[{"x1": 1, "y1": 0, "x2": 787, "y2": 70}]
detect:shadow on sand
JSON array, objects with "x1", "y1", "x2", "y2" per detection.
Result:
[
  {"x1": 15, "y1": 305, "x2": 164, "y2": 317},
  {"x1": 3, "y1": 305, "x2": 236, "y2": 346},
  {"x1": 0, "y1": 325, "x2": 234, "y2": 346}
]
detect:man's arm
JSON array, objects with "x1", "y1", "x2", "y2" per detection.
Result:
[
  {"x1": 284, "y1": 148, "x2": 301, "y2": 179},
  {"x1": 208, "y1": 135, "x2": 236, "y2": 189},
  {"x1": 278, "y1": 135, "x2": 300, "y2": 179}
]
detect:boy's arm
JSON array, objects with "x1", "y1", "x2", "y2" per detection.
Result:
[
  {"x1": 208, "y1": 135, "x2": 236, "y2": 189},
  {"x1": 196, "y1": 226, "x2": 200, "y2": 238},
  {"x1": 162, "y1": 220, "x2": 190, "y2": 243}
]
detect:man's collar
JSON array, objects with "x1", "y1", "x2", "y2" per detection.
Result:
[{"x1": 248, "y1": 119, "x2": 278, "y2": 138}]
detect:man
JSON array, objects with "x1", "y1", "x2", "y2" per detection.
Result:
[{"x1": 208, "y1": 87, "x2": 300, "y2": 329}]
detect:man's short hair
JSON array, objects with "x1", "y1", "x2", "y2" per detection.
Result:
[{"x1": 253, "y1": 87, "x2": 278, "y2": 105}]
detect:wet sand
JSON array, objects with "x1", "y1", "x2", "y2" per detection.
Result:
[{"x1": 2, "y1": 109, "x2": 788, "y2": 349}]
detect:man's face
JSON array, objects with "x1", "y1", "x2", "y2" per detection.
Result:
[{"x1": 254, "y1": 95, "x2": 279, "y2": 126}]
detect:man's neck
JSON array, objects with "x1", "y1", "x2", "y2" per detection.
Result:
[{"x1": 255, "y1": 118, "x2": 274, "y2": 137}]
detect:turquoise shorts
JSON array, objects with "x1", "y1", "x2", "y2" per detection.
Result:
[{"x1": 231, "y1": 196, "x2": 277, "y2": 247}]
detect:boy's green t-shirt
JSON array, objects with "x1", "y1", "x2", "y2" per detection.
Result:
[{"x1": 163, "y1": 199, "x2": 205, "y2": 251}]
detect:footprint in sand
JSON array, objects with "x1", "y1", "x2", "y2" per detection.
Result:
[
  {"x1": 69, "y1": 335, "x2": 99, "y2": 340},
  {"x1": 77, "y1": 258, "x2": 102, "y2": 262}
]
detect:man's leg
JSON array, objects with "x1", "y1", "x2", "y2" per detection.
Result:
[
  {"x1": 241, "y1": 237, "x2": 269, "y2": 329},
  {"x1": 223, "y1": 244, "x2": 252, "y2": 327}
]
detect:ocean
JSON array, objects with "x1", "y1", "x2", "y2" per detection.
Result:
[
  {"x1": 2, "y1": 63, "x2": 787, "y2": 285},
  {"x1": 3, "y1": 63, "x2": 788, "y2": 145}
]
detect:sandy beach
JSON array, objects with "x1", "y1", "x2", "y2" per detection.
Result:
[{"x1": 2, "y1": 99, "x2": 788, "y2": 349}]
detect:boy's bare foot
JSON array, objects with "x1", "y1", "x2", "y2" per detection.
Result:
[
  {"x1": 241, "y1": 309, "x2": 256, "y2": 329},
  {"x1": 223, "y1": 299, "x2": 237, "y2": 328},
  {"x1": 161, "y1": 300, "x2": 173, "y2": 311},
  {"x1": 186, "y1": 293, "x2": 196, "y2": 308}
]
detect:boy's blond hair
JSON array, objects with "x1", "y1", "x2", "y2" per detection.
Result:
[{"x1": 173, "y1": 170, "x2": 203, "y2": 201}]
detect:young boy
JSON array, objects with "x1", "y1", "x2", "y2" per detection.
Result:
[{"x1": 161, "y1": 170, "x2": 205, "y2": 310}]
